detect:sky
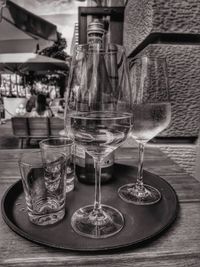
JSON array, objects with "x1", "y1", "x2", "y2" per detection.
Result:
[{"x1": 13, "y1": 0, "x2": 87, "y2": 54}]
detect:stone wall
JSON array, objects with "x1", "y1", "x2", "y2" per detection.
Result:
[
  {"x1": 123, "y1": 0, "x2": 200, "y2": 178},
  {"x1": 124, "y1": 0, "x2": 200, "y2": 56}
]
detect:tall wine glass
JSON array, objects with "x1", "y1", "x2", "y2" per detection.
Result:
[
  {"x1": 65, "y1": 44, "x2": 132, "y2": 238},
  {"x1": 118, "y1": 56, "x2": 171, "y2": 205}
]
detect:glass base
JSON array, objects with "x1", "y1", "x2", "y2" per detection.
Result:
[
  {"x1": 71, "y1": 205, "x2": 124, "y2": 239},
  {"x1": 28, "y1": 208, "x2": 65, "y2": 226},
  {"x1": 118, "y1": 183, "x2": 161, "y2": 205}
]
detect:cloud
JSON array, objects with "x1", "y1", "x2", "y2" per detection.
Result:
[
  {"x1": 14, "y1": 0, "x2": 86, "y2": 15},
  {"x1": 12, "y1": 0, "x2": 87, "y2": 54}
]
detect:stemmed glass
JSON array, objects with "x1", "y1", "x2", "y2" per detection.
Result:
[
  {"x1": 65, "y1": 43, "x2": 132, "y2": 238},
  {"x1": 118, "y1": 56, "x2": 171, "y2": 205}
]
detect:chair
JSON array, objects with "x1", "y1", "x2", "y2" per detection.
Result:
[
  {"x1": 49, "y1": 117, "x2": 64, "y2": 137},
  {"x1": 11, "y1": 117, "x2": 29, "y2": 148},
  {"x1": 28, "y1": 117, "x2": 49, "y2": 141}
]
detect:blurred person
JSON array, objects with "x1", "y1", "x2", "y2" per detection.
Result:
[
  {"x1": 29, "y1": 94, "x2": 53, "y2": 118},
  {"x1": 0, "y1": 96, "x2": 5, "y2": 124},
  {"x1": 26, "y1": 89, "x2": 37, "y2": 113}
]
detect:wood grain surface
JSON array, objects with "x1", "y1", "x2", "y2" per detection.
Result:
[{"x1": 0, "y1": 146, "x2": 200, "y2": 266}]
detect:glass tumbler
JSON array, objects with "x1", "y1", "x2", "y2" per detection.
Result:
[
  {"x1": 40, "y1": 137, "x2": 74, "y2": 193},
  {"x1": 19, "y1": 150, "x2": 66, "y2": 226}
]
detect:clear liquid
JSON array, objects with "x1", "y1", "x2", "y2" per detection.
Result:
[
  {"x1": 130, "y1": 102, "x2": 171, "y2": 143},
  {"x1": 70, "y1": 111, "x2": 132, "y2": 158}
]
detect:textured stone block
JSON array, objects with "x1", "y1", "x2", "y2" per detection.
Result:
[
  {"x1": 124, "y1": 0, "x2": 200, "y2": 56},
  {"x1": 129, "y1": 44, "x2": 200, "y2": 137},
  {"x1": 159, "y1": 144, "x2": 196, "y2": 177}
]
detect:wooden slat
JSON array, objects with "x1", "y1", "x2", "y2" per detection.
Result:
[
  {"x1": 49, "y1": 117, "x2": 64, "y2": 137},
  {"x1": 28, "y1": 118, "x2": 49, "y2": 137},
  {"x1": 11, "y1": 117, "x2": 29, "y2": 137}
]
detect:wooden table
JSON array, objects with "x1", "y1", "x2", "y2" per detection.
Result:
[{"x1": 0, "y1": 146, "x2": 200, "y2": 266}]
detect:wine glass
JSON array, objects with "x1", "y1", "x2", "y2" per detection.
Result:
[
  {"x1": 118, "y1": 56, "x2": 171, "y2": 205},
  {"x1": 65, "y1": 43, "x2": 132, "y2": 238}
]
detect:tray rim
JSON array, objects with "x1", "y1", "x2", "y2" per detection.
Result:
[{"x1": 1, "y1": 164, "x2": 179, "y2": 252}]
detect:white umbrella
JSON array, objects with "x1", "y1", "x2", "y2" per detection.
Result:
[{"x1": 0, "y1": 53, "x2": 69, "y2": 73}]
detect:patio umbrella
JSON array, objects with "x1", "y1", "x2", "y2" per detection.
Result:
[
  {"x1": 0, "y1": 0, "x2": 58, "y2": 53},
  {"x1": 0, "y1": 53, "x2": 69, "y2": 73}
]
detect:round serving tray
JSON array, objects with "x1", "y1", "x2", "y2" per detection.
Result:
[{"x1": 1, "y1": 164, "x2": 179, "y2": 252}]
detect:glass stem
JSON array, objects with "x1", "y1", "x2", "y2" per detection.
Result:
[
  {"x1": 136, "y1": 143, "x2": 145, "y2": 192},
  {"x1": 93, "y1": 159, "x2": 102, "y2": 214}
]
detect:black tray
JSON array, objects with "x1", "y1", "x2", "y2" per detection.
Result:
[{"x1": 1, "y1": 164, "x2": 179, "y2": 252}]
